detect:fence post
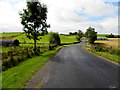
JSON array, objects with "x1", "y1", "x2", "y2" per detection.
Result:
[
  {"x1": 8, "y1": 50, "x2": 14, "y2": 67},
  {"x1": 26, "y1": 47, "x2": 30, "y2": 58},
  {"x1": 49, "y1": 44, "x2": 52, "y2": 50},
  {"x1": 38, "y1": 46, "x2": 40, "y2": 55}
]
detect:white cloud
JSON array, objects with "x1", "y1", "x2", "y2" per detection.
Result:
[
  {"x1": 100, "y1": 17, "x2": 118, "y2": 34},
  {"x1": 42, "y1": 0, "x2": 118, "y2": 34},
  {"x1": 0, "y1": 0, "x2": 118, "y2": 34},
  {"x1": 0, "y1": 0, "x2": 26, "y2": 32}
]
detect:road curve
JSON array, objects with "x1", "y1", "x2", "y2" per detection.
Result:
[{"x1": 43, "y1": 40, "x2": 119, "y2": 88}]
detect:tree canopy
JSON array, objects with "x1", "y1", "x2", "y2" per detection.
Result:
[
  {"x1": 76, "y1": 30, "x2": 83, "y2": 42},
  {"x1": 85, "y1": 27, "x2": 97, "y2": 44},
  {"x1": 19, "y1": 0, "x2": 50, "y2": 54}
]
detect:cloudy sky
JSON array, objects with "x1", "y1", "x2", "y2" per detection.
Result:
[{"x1": 0, "y1": 0, "x2": 119, "y2": 34}]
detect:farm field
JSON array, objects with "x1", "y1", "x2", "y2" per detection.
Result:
[
  {"x1": 1, "y1": 32, "x2": 23, "y2": 37},
  {"x1": 97, "y1": 34, "x2": 119, "y2": 38},
  {"x1": 95, "y1": 38, "x2": 119, "y2": 49},
  {"x1": 1, "y1": 32, "x2": 77, "y2": 44},
  {"x1": 1, "y1": 32, "x2": 78, "y2": 53},
  {"x1": 97, "y1": 34, "x2": 109, "y2": 37}
]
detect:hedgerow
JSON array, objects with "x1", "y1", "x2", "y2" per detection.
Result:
[{"x1": 2, "y1": 45, "x2": 50, "y2": 71}]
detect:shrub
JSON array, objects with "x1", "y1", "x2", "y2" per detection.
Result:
[
  {"x1": 49, "y1": 33, "x2": 61, "y2": 45},
  {"x1": 2, "y1": 45, "x2": 49, "y2": 71},
  {"x1": 94, "y1": 47, "x2": 102, "y2": 52}
]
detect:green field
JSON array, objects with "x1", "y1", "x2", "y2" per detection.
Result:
[
  {"x1": 1, "y1": 32, "x2": 77, "y2": 44},
  {"x1": 1, "y1": 32, "x2": 77, "y2": 53},
  {"x1": 97, "y1": 34, "x2": 109, "y2": 37},
  {"x1": 13, "y1": 33, "x2": 77, "y2": 44},
  {"x1": 97, "y1": 34, "x2": 119, "y2": 37},
  {"x1": 1, "y1": 32, "x2": 23, "y2": 37}
]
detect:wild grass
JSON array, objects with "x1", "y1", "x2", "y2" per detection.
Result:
[
  {"x1": 83, "y1": 46, "x2": 119, "y2": 64},
  {"x1": 95, "y1": 38, "x2": 119, "y2": 49},
  {"x1": 2, "y1": 45, "x2": 65, "y2": 88}
]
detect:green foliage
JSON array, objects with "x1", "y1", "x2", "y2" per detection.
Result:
[
  {"x1": 106, "y1": 33, "x2": 115, "y2": 38},
  {"x1": 2, "y1": 45, "x2": 65, "y2": 88},
  {"x1": 84, "y1": 46, "x2": 119, "y2": 63},
  {"x1": 49, "y1": 33, "x2": 61, "y2": 45},
  {"x1": 19, "y1": 0, "x2": 49, "y2": 54},
  {"x1": 93, "y1": 46, "x2": 120, "y2": 56},
  {"x1": 85, "y1": 27, "x2": 97, "y2": 44},
  {"x1": 2, "y1": 46, "x2": 43, "y2": 71},
  {"x1": 69, "y1": 32, "x2": 77, "y2": 35},
  {"x1": 76, "y1": 30, "x2": 83, "y2": 42}
]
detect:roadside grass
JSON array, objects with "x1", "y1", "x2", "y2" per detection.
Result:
[
  {"x1": 37, "y1": 83, "x2": 44, "y2": 88},
  {"x1": 2, "y1": 45, "x2": 67, "y2": 88},
  {"x1": 83, "y1": 46, "x2": 119, "y2": 64}
]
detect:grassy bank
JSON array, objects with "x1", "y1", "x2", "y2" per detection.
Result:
[
  {"x1": 83, "y1": 46, "x2": 119, "y2": 64},
  {"x1": 2, "y1": 45, "x2": 65, "y2": 88}
]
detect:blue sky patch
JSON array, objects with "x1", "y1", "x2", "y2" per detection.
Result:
[
  {"x1": 105, "y1": 2, "x2": 119, "y2": 6},
  {"x1": 87, "y1": 16, "x2": 108, "y2": 21},
  {"x1": 74, "y1": 11, "x2": 108, "y2": 22}
]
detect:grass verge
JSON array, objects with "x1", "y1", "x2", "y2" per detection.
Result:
[
  {"x1": 83, "y1": 46, "x2": 119, "y2": 64},
  {"x1": 2, "y1": 45, "x2": 66, "y2": 88}
]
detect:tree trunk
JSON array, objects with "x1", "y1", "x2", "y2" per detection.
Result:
[{"x1": 34, "y1": 39, "x2": 37, "y2": 55}]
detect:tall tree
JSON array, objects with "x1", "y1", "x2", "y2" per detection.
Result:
[
  {"x1": 76, "y1": 30, "x2": 83, "y2": 42},
  {"x1": 19, "y1": 0, "x2": 50, "y2": 54},
  {"x1": 85, "y1": 27, "x2": 97, "y2": 44}
]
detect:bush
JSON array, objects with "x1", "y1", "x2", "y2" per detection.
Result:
[{"x1": 49, "y1": 33, "x2": 61, "y2": 45}]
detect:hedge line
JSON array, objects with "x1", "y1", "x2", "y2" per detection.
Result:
[{"x1": 2, "y1": 44, "x2": 57, "y2": 71}]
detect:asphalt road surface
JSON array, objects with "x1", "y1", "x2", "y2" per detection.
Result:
[{"x1": 43, "y1": 40, "x2": 119, "y2": 88}]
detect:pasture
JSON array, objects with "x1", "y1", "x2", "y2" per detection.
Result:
[
  {"x1": 97, "y1": 34, "x2": 109, "y2": 37},
  {"x1": 1, "y1": 32, "x2": 77, "y2": 44},
  {"x1": 95, "y1": 38, "x2": 119, "y2": 50},
  {"x1": 2, "y1": 32, "x2": 23, "y2": 37},
  {"x1": 1, "y1": 32, "x2": 78, "y2": 53}
]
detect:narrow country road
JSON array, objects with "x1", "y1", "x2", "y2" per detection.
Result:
[{"x1": 42, "y1": 40, "x2": 119, "y2": 88}]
